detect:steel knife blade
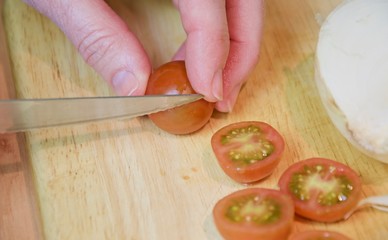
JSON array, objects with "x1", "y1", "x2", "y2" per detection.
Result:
[{"x1": 0, "y1": 94, "x2": 203, "y2": 133}]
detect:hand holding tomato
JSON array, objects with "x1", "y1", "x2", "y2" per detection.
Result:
[
  {"x1": 25, "y1": 0, "x2": 264, "y2": 112},
  {"x1": 171, "y1": 0, "x2": 264, "y2": 112}
]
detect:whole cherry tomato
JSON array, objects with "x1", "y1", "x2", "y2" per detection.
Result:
[{"x1": 145, "y1": 61, "x2": 214, "y2": 135}]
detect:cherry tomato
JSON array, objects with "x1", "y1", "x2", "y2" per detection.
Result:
[
  {"x1": 145, "y1": 61, "x2": 214, "y2": 134},
  {"x1": 211, "y1": 121, "x2": 285, "y2": 183},
  {"x1": 278, "y1": 158, "x2": 362, "y2": 222},
  {"x1": 288, "y1": 230, "x2": 352, "y2": 240},
  {"x1": 213, "y1": 188, "x2": 294, "y2": 240}
]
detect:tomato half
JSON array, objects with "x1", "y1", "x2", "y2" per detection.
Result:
[
  {"x1": 211, "y1": 121, "x2": 285, "y2": 183},
  {"x1": 145, "y1": 61, "x2": 215, "y2": 134},
  {"x1": 288, "y1": 230, "x2": 352, "y2": 240},
  {"x1": 278, "y1": 158, "x2": 362, "y2": 222},
  {"x1": 213, "y1": 188, "x2": 294, "y2": 240}
]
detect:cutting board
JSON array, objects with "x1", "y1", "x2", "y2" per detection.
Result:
[{"x1": 2, "y1": 0, "x2": 388, "y2": 239}]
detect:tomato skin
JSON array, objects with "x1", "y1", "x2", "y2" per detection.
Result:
[
  {"x1": 213, "y1": 188, "x2": 294, "y2": 240},
  {"x1": 288, "y1": 230, "x2": 352, "y2": 240},
  {"x1": 211, "y1": 121, "x2": 285, "y2": 183},
  {"x1": 278, "y1": 158, "x2": 362, "y2": 223},
  {"x1": 145, "y1": 61, "x2": 214, "y2": 135}
]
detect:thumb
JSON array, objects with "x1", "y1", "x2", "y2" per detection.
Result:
[{"x1": 24, "y1": 0, "x2": 151, "y2": 96}]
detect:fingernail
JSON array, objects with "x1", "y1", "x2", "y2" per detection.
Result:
[
  {"x1": 112, "y1": 70, "x2": 139, "y2": 96},
  {"x1": 212, "y1": 69, "x2": 224, "y2": 101},
  {"x1": 216, "y1": 84, "x2": 241, "y2": 112}
]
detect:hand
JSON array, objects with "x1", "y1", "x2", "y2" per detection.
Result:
[
  {"x1": 172, "y1": 0, "x2": 264, "y2": 112},
  {"x1": 24, "y1": 0, "x2": 264, "y2": 112}
]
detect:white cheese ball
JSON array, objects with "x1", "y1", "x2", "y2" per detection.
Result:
[{"x1": 316, "y1": 0, "x2": 388, "y2": 162}]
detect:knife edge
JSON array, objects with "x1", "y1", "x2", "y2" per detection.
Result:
[{"x1": 0, "y1": 94, "x2": 203, "y2": 133}]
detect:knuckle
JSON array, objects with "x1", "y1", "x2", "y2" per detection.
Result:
[{"x1": 77, "y1": 27, "x2": 117, "y2": 67}]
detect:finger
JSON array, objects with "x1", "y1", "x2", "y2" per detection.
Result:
[
  {"x1": 172, "y1": 40, "x2": 186, "y2": 61},
  {"x1": 216, "y1": 0, "x2": 264, "y2": 112},
  {"x1": 24, "y1": 0, "x2": 151, "y2": 96},
  {"x1": 174, "y1": 0, "x2": 230, "y2": 102}
]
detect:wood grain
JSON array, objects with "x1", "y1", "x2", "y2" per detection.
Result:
[
  {"x1": 2, "y1": 0, "x2": 388, "y2": 239},
  {"x1": 0, "y1": 1, "x2": 42, "y2": 239}
]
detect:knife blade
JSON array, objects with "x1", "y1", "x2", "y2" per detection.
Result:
[{"x1": 0, "y1": 94, "x2": 203, "y2": 133}]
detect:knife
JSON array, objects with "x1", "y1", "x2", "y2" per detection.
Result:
[{"x1": 0, "y1": 94, "x2": 203, "y2": 133}]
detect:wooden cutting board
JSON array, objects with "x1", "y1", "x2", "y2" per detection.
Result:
[{"x1": 2, "y1": 0, "x2": 388, "y2": 239}]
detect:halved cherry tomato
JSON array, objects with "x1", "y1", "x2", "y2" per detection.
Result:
[
  {"x1": 288, "y1": 230, "x2": 352, "y2": 240},
  {"x1": 213, "y1": 188, "x2": 294, "y2": 240},
  {"x1": 145, "y1": 61, "x2": 214, "y2": 134},
  {"x1": 211, "y1": 121, "x2": 285, "y2": 183},
  {"x1": 278, "y1": 158, "x2": 362, "y2": 222}
]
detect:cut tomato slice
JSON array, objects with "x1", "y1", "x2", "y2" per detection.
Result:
[
  {"x1": 211, "y1": 121, "x2": 285, "y2": 183},
  {"x1": 289, "y1": 230, "x2": 352, "y2": 240},
  {"x1": 213, "y1": 188, "x2": 294, "y2": 240},
  {"x1": 278, "y1": 158, "x2": 362, "y2": 222}
]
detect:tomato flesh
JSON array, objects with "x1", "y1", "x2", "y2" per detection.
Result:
[
  {"x1": 288, "y1": 230, "x2": 352, "y2": 240},
  {"x1": 211, "y1": 121, "x2": 285, "y2": 183},
  {"x1": 145, "y1": 61, "x2": 214, "y2": 134},
  {"x1": 213, "y1": 188, "x2": 294, "y2": 240},
  {"x1": 278, "y1": 158, "x2": 362, "y2": 222}
]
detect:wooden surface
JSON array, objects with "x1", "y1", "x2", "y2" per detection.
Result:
[
  {"x1": 2, "y1": 0, "x2": 388, "y2": 239},
  {"x1": 0, "y1": 0, "x2": 42, "y2": 239}
]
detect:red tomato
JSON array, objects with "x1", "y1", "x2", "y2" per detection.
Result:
[
  {"x1": 288, "y1": 230, "x2": 352, "y2": 240},
  {"x1": 211, "y1": 121, "x2": 285, "y2": 183},
  {"x1": 213, "y1": 188, "x2": 294, "y2": 240},
  {"x1": 278, "y1": 158, "x2": 362, "y2": 222},
  {"x1": 145, "y1": 61, "x2": 214, "y2": 134}
]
